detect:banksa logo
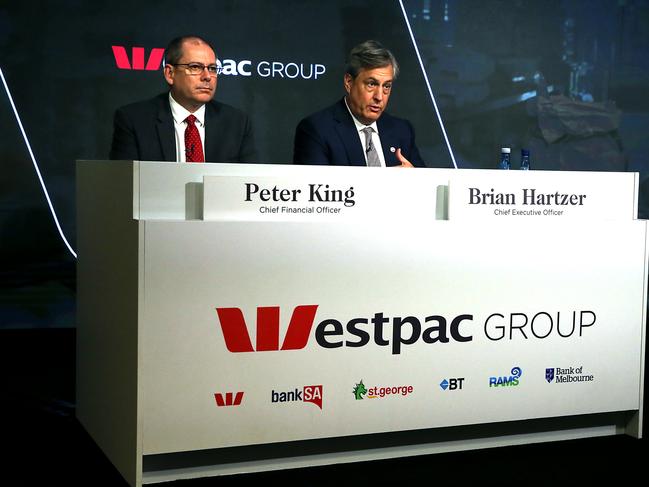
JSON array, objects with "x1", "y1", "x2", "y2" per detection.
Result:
[{"x1": 271, "y1": 385, "x2": 323, "y2": 409}]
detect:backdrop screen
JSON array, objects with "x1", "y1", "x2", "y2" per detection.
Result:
[{"x1": 2, "y1": 0, "x2": 648, "y2": 328}]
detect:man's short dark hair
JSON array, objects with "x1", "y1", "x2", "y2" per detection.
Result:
[
  {"x1": 164, "y1": 36, "x2": 216, "y2": 65},
  {"x1": 345, "y1": 40, "x2": 399, "y2": 79}
]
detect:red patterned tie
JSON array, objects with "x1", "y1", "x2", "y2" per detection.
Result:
[{"x1": 184, "y1": 114, "x2": 205, "y2": 162}]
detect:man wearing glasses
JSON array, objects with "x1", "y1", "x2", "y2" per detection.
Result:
[
  {"x1": 292, "y1": 40, "x2": 423, "y2": 167},
  {"x1": 110, "y1": 35, "x2": 256, "y2": 163}
]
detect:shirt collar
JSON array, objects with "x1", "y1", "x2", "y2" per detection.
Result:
[
  {"x1": 344, "y1": 96, "x2": 379, "y2": 134},
  {"x1": 169, "y1": 93, "x2": 206, "y2": 126}
]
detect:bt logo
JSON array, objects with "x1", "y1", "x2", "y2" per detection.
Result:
[{"x1": 439, "y1": 378, "x2": 465, "y2": 390}]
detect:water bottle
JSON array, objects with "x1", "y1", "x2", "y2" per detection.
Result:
[
  {"x1": 498, "y1": 147, "x2": 511, "y2": 169},
  {"x1": 520, "y1": 149, "x2": 530, "y2": 170}
]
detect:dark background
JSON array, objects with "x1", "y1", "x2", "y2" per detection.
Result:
[
  {"x1": 1, "y1": 1, "x2": 647, "y2": 484},
  {"x1": 1, "y1": 0, "x2": 649, "y2": 326}
]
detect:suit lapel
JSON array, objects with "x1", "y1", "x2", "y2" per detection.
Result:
[
  {"x1": 333, "y1": 99, "x2": 366, "y2": 166},
  {"x1": 377, "y1": 115, "x2": 399, "y2": 167},
  {"x1": 155, "y1": 95, "x2": 176, "y2": 162},
  {"x1": 204, "y1": 101, "x2": 221, "y2": 162}
]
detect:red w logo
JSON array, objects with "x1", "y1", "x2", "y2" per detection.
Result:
[
  {"x1": 216, "y1": 305, "x2": 319, "y2": 352},
  {"x1": 112, "y1": 46, "x2": 164, "y2": 70},
  {"x1": 214, "y1": 391, "x2": 244, "y2": 407}
]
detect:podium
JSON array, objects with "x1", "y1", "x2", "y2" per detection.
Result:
[{"x1": 76, "y1": 161, "x2": 647, "y2": 487}]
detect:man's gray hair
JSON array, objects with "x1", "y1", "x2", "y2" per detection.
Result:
[{"x1": 345, "y1": 40, "x2": 399, "y2": 79}]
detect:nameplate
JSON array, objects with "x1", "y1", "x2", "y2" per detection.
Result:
[
  {"x1": 203, "y1": 171, "x2": 445, "y2": 221},
  {"x1": 447, "y1": 169, "x2": 638, "y2": 221}
]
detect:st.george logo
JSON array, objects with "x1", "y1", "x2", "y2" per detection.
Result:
[
  {"x1": 112, "y1": 46, "x2": 164, "y2": 71},
  {"x1": 353, "y1": 380, "x2": 368, "y2": 400},
  {"x1": 216, "y1": 305, "x2": 319, "y2": 352}
]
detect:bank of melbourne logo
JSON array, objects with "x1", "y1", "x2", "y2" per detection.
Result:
[
  {"x1": 271, "y1": 385, "x2": 323, "y2": 409},
  {"x1": 545, "y1": 368, "x2": 555, "y2": 383},
  {"x1": 440, "y1": 378, "x2": 465, "y2": 390},
  {"x1": 214, "y1": 391, "x2": 244, "y2": 407},
  {"x1": 545, "y1": 365, "x2": 594, "y2": 384},
  {"x1": 489, "y1": 366, "x2": 522, "y2": 387},
  {"x1": 353, "y1": 380, "x2": 368, "y2": 400}
]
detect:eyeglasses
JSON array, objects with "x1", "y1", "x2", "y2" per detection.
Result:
[
  {"x1": 363, "y1": 79, "x2": 392, "y2": 94},
  {"x1": 171, "y1": 63, "x2": 222, "y2": 76}
]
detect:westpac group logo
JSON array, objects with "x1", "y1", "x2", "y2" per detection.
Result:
[
  {"x1": 216, "y1": 305, "x2": 318, "y2": 352},
  {"x1": 112, "y1": 46, "x2": 164, "y2": 71},
  {"x1": 111, "y1": 45, "x2": 326, "y2": 79},
  {"x1": 489, "y1": 366, "x2": 522, "y2": 388},
  {"x1": 214, "y1": 391, "x2": 244, "y2": 407},
  {"x1": 271, "y1": 385, "x2": 323, "y2": 409},
  {"x1": 216, "y1": 305, "x2": 474, "y2": 355}
]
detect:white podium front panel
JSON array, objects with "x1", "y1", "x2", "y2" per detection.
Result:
[
  {"x1": 140, "y1": 218, "x2": 646, "y2": 455},
  {"x1": 76, "y1": 161, "x2": 646, "y2": 487}
]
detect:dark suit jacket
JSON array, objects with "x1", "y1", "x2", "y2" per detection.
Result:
[
  {"x1": 292, "y1": 98, "x2": 424, "y2": 167},
  {"x1": 109, "y1": 93, "x2": 257, "y2": 163}
]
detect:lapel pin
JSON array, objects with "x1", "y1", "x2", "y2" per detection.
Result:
[{"x1": 390, "y1": 146, "x2": 396, "y2": 153}]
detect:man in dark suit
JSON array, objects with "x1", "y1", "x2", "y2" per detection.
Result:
[
  {"x1": 293, "y1": 40, "x2": 424, "y2": 168},
  {"x1": 110, "y1": 35, "x2": 256, "y2": 163}
]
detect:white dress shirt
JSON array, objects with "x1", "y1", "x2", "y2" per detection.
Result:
[
  {"x1": 344, "y1": 97, "x2": 386, "y2": 167},
  {"x1": 169, "y1": 93, "x2": 206, "y2": 162}
]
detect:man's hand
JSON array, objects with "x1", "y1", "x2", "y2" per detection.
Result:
[{"x1": 395, "y1": 148, "x2": 414, "y2": 167}]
